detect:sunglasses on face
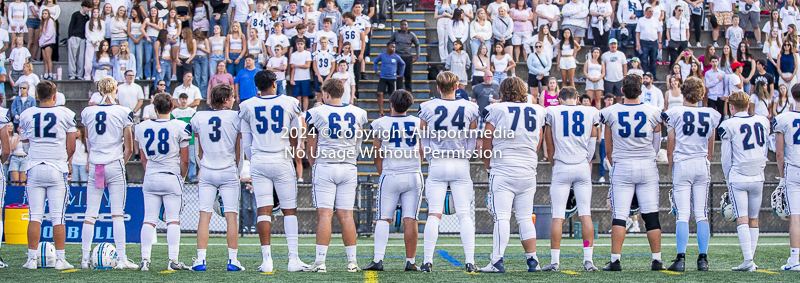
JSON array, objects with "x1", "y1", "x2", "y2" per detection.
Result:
[
  {"x1": 20, "y1": 87, "x2": 27, "y2": 89},
  {"x1": 158, "y1": 84, "x2": 166, "y2": 86}
]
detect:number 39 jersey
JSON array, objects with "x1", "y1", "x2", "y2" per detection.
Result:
[
  {"x1": 484, "y1": 102, "x2": 546, "y2": 176},
  {"x1": 418, "y1": 99, "x2": 480, "y2": 159},
  {"x1": 19, "y1": 106, "x2": 78, "y2": 173},
  {"x1": 599, "y1": 103, "x2": 663, "y2": 162},
  {"x1": 718, "y1": 113, "x2": 770, "y2": 182},
  {"x1": 773, "y1": 111, "x2": 800, "y2": 167},
  {"x1": 371, "y1": 115, "x2": 422, "y2": 174},
  {"x1": 81, "y1": 104, "x2": 135, "y2": 165},
  {"x1": 134, "y1": 119, "x2": 192, "y2": 176},
  {"x1": 239, "y1": 95, "x2": 302, "y2": 163},
  {"x1": 664, "y1": 106, "x2": 721, "y2": 163},
  {"x1": 545, "y1": 105, "x2": 600, "y2": 164},
  {"x1": 306, "y1": 104, "x2": 368, "y2": 165},
  {"x1": 191, "y1": 110, "x2": 241, "y2": 170}
]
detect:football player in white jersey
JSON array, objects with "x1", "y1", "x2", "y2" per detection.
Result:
[
  {"x1": 363, "y1": 90, "x2": 423, "y2": 272},
  {"x1": 599, "y1": 74, "x2": 665, "y2": 271},
  {"x1": 238, "y1": 70, "x2": 309, "y2": 272},
  {"x1": 664, "y1": 77, "x2": 720, "y2": 272},
  {"x1": 0, "y1": 106, "x2": 12, "y2": 268},
  {"x1": 542, "y1": 87, "x2": 600, "y2": 272},
  {"x1": 419, "y1": 72, "x2": 480, "y2": 273},
  {"x1": 134, "y1": 93, "x2": 192, "y2": 271},
  {"x1": 305, "y1": 78, "x2": 368, "y2": 273},
  {"x1": 190, "y1": 84, "x2": 244, "y2": 271},
  {"x1": 775, "y1": 85, "x2": 800, "y2": 271},
  {"x1": 20, "y1": 81, "x2": 78, "y2": 270},
  {"x1": 79, "y1": 77, "x2": 138, "y2": 270},
  {"x1": 477, "y1": 77, "x2": 545, "y2": 273},
  {"x1": 719, "y1": 91, "x2": 770, "y2": 272}
]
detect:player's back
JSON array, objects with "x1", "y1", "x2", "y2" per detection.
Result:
[
  {"x1": 719, "y1": 114, "x2": 770, "y2": 180},
  {"x1": 418, "y1": 98, "x2": 480, "y2": 158},
  {"x1": 306, "y1": 104, "x2": 368, "y2": 165},
  {"x1": 238, "y1": 95, "x2": 302, "y2": 163},
  {"x1": 599, "y1": 103, "x2": 663, "y2": 161},
  {"x1": 191, "y1": 110, "x2": 241, "y2": 170},
  {"x1": 81, "y1": 104, "x2": 135, "y2": 165},
  {"x1": 135, "y1": 119, "x2": 191, "y2": 176},
  {"x1": 665, "y1": 106, "x2": 721, "y2": 162},
  {"x1": 774, "y1": 111, "x2": 800, "y2": 167},
  {"x1": 19, "y1": 106, "x2": 77, "y2": 172},
  {"x1": 371, "y1": 115, "x2": 422, "y2": 174},
  {"x1": 545, "y1": 105, "x2": 600, "y2": 164},
  {"x1": 484, "y1": 102, "x2": 546, "y2": 176}
]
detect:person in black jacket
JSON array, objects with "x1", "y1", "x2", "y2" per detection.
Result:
[{"x1": 210, "y1": 0, "x2": 231, "y2": 35}]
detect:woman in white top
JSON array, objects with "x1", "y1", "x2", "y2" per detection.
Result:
[
  {"x1": 144, "y1": 7, "x2": 164, "y2": 80},
  {"x1": 8, "y1": 126, "x2": 28, "y2": 186},
  {"x1": 435, "y1": 0, "x2": 455, "y2": 63},
  {"x1": 589, "y1": 0, "x2": 613, "y2": 52},
  {"x1": 645, "y1": 0, "x2": 666, "y2": 22},
  {"x1": 167, "y1": 8, "x2": 183, "y2": 80},
  {"x1": 525, "y1": 23, "x2": 558, "y2": 58},
  {"x1": 472, "y1": 44, "x2": 491, "y2": 85},
  {"x1": 780, "y1": 0, "x2": 800, "y2": 35},
  {"x1": 127, "y1": 8, "x2": 147, "y2": 80},
  {"x1": 26, "y1": 0, "x2": 41, "y2": 60},
  {"x1": 773, "y1": 84, "x2": 792, "y2": 118},
  {"x1": 447, "y1": 9, "x2": 470, "y2": 54},
  {"x1": 150, "y1": 0, "x2": 170, "y2": 19},
  {"x1": 155, "y1": 30, "x2": 174, "y2": 87},
  {"x1": 763, "y1": 10, "x2": 786, "y2": 37},
  {"x1": 70, "y1": 126, "x2": 89, "y2": 187},
  {"x1": 750, "y1": 81, "x2": 773, "y2": 119},
  {"x1": 583, "y1": 47, "x2": 606, "y2": 103},
  {"x1": 92, "y1": 40, "x2": 114, "y2": 81},
  {"x1": 226, "y1": 22, "x2": 247, "y2": 76},
  {"x1": 8, "y1": 0, "x2": 28, "y2": 47},
  {"x1": 664, "y1": 76, "x2": 684, "y2": 111},
  {"x1": 247, "y1": 28, "x2": 267, "y2": 67},
  {"x1": 208, "y1": 25, "x2": 227, "y2": 79},
  {"x1": 535, "y1": 0, "x2": 560, "y2": 32},
  {"x1": 109, "y1": 6, "x2": 127, "y2": 56},
  {"x1": 764, "y1": 27, "x2": 783, "y2": 84},
  {"x1": 673, "y1": 48, "x2": 700, "y2": 81},
  {"x1": 557, "y1": 28, "x2": 580, "y2": 88},
  {"x1": 176, "y1": 27, "x2": 197, "y2": 80},
  {"x1": 470, "y1": 9, "x2": 492, "y2": 60},
  {"x1": 84, "y1": 8, "x2": 104, "y2": 80},
  {"x1": 491, "y1": 42, "x2": 515, "y2": 85},
  {"x1": 192, "y1": 0, "x2": 210, "y2": 33},
  {"x1": 666, "y1": 6, "x2": 690, "y2": 65},
  {"x1": 113, "y1": 41, "x2": 137, "y2": 82},
  {"x1": 193, "y1": 30, "x2": 211, "y2": 98},
  {"x1": 102, "y1": 3, "x2": 113, "y2": 41},
  {"x1": 457, "y1": 0, "x2": 473, "y2": 20}
]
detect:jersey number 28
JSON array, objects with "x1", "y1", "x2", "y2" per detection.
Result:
[{"x1": 143, "y1": 128, "x2": 170, "y2": 156}]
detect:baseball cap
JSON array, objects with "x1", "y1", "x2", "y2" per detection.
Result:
[
  {"x1": 644, "y1": 72, "x2": 654, "y2": 78},
  {"x1": 609, "y1": 38, "x2": 618, "y2": 44},
  {"x1": 630, "y1": 57, "x2": 641, "y2": 62},
  {"x1": 731, "y1": 61, "x2": 745, "y2": 70}
]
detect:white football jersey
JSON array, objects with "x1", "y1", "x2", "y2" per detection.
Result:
[
  {"x1": 81, "y1": 104, "x2": 135, "y2": 165},
  {"x1": 664, "y1": 106, "x2": 721, "y2": 163},
  {"x1": 306, "y1": 104, "x2": 368, "y2": 165},
  {"x1": 371, "y1": 115, "x2": 422, "y2": 174},
  {"x1": 545, "y1": 105, "x2": 600, "y2": 164},
  {"x1": 134, "y1": 119, "x2": 192, "y2": 176},
  {"x1": 484, "y1": 102, "x2": 546, "y2": 176},
  {"x1": 774, "y1": 111, "x2": 800, "y2": 167},
  {"x1": 312, "y1": 50, "x2": 337, "y2": 76},
  {"x1": 19, "y1": 106, "x2": 78, "y2": 173},
  {"x1": 599, "y1": 103, "x2": 663, "y2": 162},
  {"x1": 191, "y1": 110, "x2": 241, "y2": 170},
  {"x1": 718, "y1": 113, "x2": 770, "y2": 182},
  {"x1": 238, "y1": 95, "x2": 302, "y2": 163},
  {"x1": 418, "y1": 99, "x2": 480, "y2": 159},
  {"x1": 339, "y1": 24, "x2": 365, "y2": 50}
]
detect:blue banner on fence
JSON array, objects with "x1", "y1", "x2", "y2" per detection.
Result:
[{"x1": 3, "y1": 186, "x2": 145, "y2": 243}]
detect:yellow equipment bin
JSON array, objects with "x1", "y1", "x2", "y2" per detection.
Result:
[{"x1": 4, "y1": 204, "x2": 29, "y2": 245}]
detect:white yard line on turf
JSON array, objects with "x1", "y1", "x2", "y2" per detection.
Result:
[{"x1": 64, "y1": 243, "x2": 791, "y2": 247}]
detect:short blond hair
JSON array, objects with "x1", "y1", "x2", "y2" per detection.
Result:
[
  {"x1": 436, "y1": 71, "x2": 459, "y2": 95},
  {"x1": 98, "y1": 77, "x2": 119, "y2": 98},
  {"x1": 500, "y1": 76, "x2": 528, "y2": 102},
  {"x1": 728, "y1": 91, "x2": 750, "y2": 111}
]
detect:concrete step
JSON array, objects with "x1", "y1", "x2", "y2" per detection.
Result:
[
  {"x1": 361, "y1": 70, "x2": 429, "y2": 80},
  {"x1": 371, "y1": 35, "x2": 427, "y2": 45}
]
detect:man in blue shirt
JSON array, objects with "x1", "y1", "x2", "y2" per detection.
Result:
[
  {"x1": 234, "y1": 55, "x2": 262, "y2": 102},
  {"x1": 373, "y1": 42, "x2": 405, "y2": 116}
]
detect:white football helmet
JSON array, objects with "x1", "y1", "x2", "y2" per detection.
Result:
[
  {"x1": 391, "y1": 204, "x2": 403, "y2": 228},
  {"x1": 720, "y1": 192, "x2": 736, "y2": 222},
  {"x1": 213, "y1": 192, "x2": 225, "y2": 217},
  {"x1": 772, "y1": 180, "x2": 789, "y2": 221},
  {"x1": 565, "y1": 189, "x2": 578, "y2": 219},
  {"x1": 91, "y1": 243, "x2": 118, "y2": 269},
  {"x1": 36, "y1": 242, "x2": 57, "y2": 268},
  {"x1": 443, "y1": 190, "x2": 456, "y2": 215}
]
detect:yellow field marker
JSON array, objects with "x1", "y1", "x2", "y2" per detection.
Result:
[
  {"x1": 260, "y1": 271, "x2": 276, "y2": 275},
  {"x1": 660, "y1": 270, "x2": 681, "y2": 275},
  {"x1": 365, "y1": 270, "x2": 378, "y2": 283},
  {"x1": 60, "y1": 269, "x2": 79, "y2": 273},
  {"x1": 756, "y1": 270, "x2": 779, "y2": 274},
  {"x1": 561, "y1": 270, "x2": 580, "y2": 275},
  {"x1": 158, "y1": 270, "x2": 175, "y2": 274}
]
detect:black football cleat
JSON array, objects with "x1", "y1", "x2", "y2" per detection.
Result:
[
  {"x1": 697, "y1": 254, "x2": 709, "y2": 271},
  {"x1": 651, "y1": 259, "x2": 665, "y2": 271},
  {"x1": 526, "y1": 257, "x2": 540, "y2": 272},
  {"x1": 603, "y1": 260, "x2": 622, "y2": 271},
  {"x1": 667, "y1": 254, "x2": 685, "y2": 272},
  {"x1": 419, "y1": 262, "x2": 432, "y2": 273},
  {"x1": 405, "y1": 262, "x2": 418, "y2": 271},
  {"x1": 465, "y1": 263, "x2": 478, "y2": 273},
  {"x1": 363, "y1": 260, "x2": 383, "y2": 271}
]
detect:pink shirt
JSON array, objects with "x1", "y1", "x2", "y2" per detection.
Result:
[
  {"x1": 542, "y1": 90, "x2": 560, "y2": 107},
  {"x1": 39, "y1": 19, "x2": 56, "y2": 46},
  {"x1": 511, "y1": 8, "x2": 533, "y2": 32},
  {"x1": 208, "y1": 73, "x2": 234, "y2": 94}
]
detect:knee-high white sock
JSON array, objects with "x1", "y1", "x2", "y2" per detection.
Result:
[
  {"x1": 284, "y1": 215, "x2": 299, "y2": 259},
  {"x1": 373, "y1": 221, "x2": 390, "y2": 262},
  {"x1": 113, "y1": 217, "x2": 126, "y2": 259},
  {"x1": 140, "y1": 225, "x2": 154, "y2": 260},
  {"x1": 167, "y1": 224, "x2": 181, "y2": 261},
  {"x1": 81, "y1": 223, "x2": 95, "y2": 259},
  {"x1": 749, "y1": 227, "x2": 759, "y2": 256},
  {"x1": 423, "y1": 216, "x2": 440, "y2": 264},
  {"x1": 551, "y1": 249, "x2": 560, "y2": 264},
  {"x1": 458, "y1": 213, "x2": 475, "y2": 264},
  {"x1": 583, "y1": 247, "x2": 593, "y2": 263},
  {"x1": 315, "y1": 245, "x2": 328, "y2": 264},
  {"x1": 491, "y1": 220, "x2": 510, "y2": 263},
  {"x1": 737, "y1": 224, "x2": 753, "y2": 261},
  {"x1": 345, "y1": 245, "x2": 357, "y2": 262}
]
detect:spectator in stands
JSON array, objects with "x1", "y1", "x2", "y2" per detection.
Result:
[
  {"x1": 699, "y1": 45, "x2": 717, "y2": 74},
  {"x1": 177, "y1": 28, "x2": 197, "y2": 80},
  {"x1": 492, "y1": 7, "x2": 513, "y2": 59},
  {"x1": 37, "y1": 9, "x2": 55, "y2": 80},
  {"x1": 674, "y1": 48, "x2": 700, "y2": 81},
  {"x1": 666, "y1": 6, "x2": 690, "y2": 66},
  {"x1": 208, "y1": 31, "x2": 227, "y2": 81},
  {"x1": 0, "y1": 63, "x2": 6, "y2": 107},
  {"x1": 209, "y1": 60, "x2": 235, "y2": 93},
  {"x1": 491, "y1": 42, "x2": 514, "y2": 85},
  {"x1": 526, "y1": 23, "x2": 557, "y2": 59},
  {"x1": 8, "y1": 37, "x2": 30, "y2": 94},
  {"x1": 127, "y1": 6, "x2": 146, "y2": 80},
  {"x1": 92, "y1": 40, "x2": 114, "y2": 82},
  {"x1": 683, "y1": 0, "x2": 703, "y2": 47},
  {"x1": 589, "y1": 0, "x2": 613, "y2": 53},
  {"x1": 69, "y1": 126, "x2": 89, "y2": 187},
  {"x1": 8, "y1": 0, "x2": 28, "y2": 57},
  {"x1": 628, "y1": 57, "x2": 644, "y2": 76},
  {"x1": 773, "y1": 84, "x2": 791, "y2": 118},
  {"x1": 248, "y1": 0, "x2": 269, "y2": 42},
  {"x1": 332, "y1": 60, "x2": 356, "y2": 105},
  {"x1": 11, "y1": 80, "x2": 36, "y2": 130},
  {"x1": 226, "y1": 23, "x2": 247, "y2": 76},
  {"x1": 283, "y1": 0, "x2": 304, "y2": 38},
  {"x1": 602, "y1": 39, "x2": 627, "y2": 105},
  {"x1": 320, "y1": 0, "x2": 343, "y2": 33},
  {"x1": 373, "y1": 42, "x2": 405, "y2": 115},
  {"x1": 155, "y1": 30, "x2": 174, "y2": 88},
  {"x1": 67, "y1": 0, "x2": 91, "y2": 81},
  {"x1": 10, "y1": 62, "x2": 40, "y2": 99},
  {"x1": 738, "y1": 0, "x2": 762, "y2": 47},
  {"x1": 85, "y1": 8, "x2": 104, "y2": 80},
  {"x1": 8, "y1": 126, "x2": 27, "y2": 186},
  {"x1": 750, "y1": 81, "x2": 773, "y2": 118},
  {"x1": 536, "y1": 0, "x2": 560, "y2": 32},
  {"x1": 315, "y1": 18, "x2": 339, "y2": 52},
  {"x1": 173, "y1": 72, "x2": 203, "y2": 110},
  {"x1": 472, "y1": 44, "x2": 491, "y2": 86},
  {"x1": 210, "y1": 0, "x2": 231, "y2": 35},
  {"x1": 526, "y1": 41, "x2": 552, "y2": 97},
  {"x1": 456, "y1": 0, "x2": 473, "y2": 19},
  {"x1": 710, "y1": 0, "x2": 735, "y2": 48},
  {"x1": 303, "y1": 0, "x2": 320, "y2": 28},
  {"x1": 616, "y1": 0, "x2": 642, "y2": 53},
  {"x1": 102, "y1": 4, "x2": 113, "y2": 44},
  {"x1": 641, "y1": 72, "x2": 665, "y2": 111},
  {"x1": 267, "y1": 46, "x2": 289, "y2": 95},
  {"x1": 193, "y1": 30, "x2": 211, "y2": 98},
  {"x1": 389, "y1": 20, "x2": 420, "y2": 91},
  {"x1": 726, "y1": 16, "x2": 744, "y2": 57},
  {"x1": 664, "y1": 76, "x2": 684, "y2": 111},
  {"x1": 144, "y1": 7, "x2": 164, "y2": 80},
  {"x1": 192, "y1": 0, "x2": 211, "y2": 35},
  {"x1": 752, "y1": 59, "x2": 775, "y2": 96},
  {"x1": 172, "y1": 92, "x2": 198, "y2": 182},
  {"x1": 235, "y1": 54, "x2": 261, "y2": 102},
  {"x1": 166, "y1": 9, "x2": 183, "y2": 80},
  {"x1": 470, "y1": 8, "x2": 491, "y2": 60},
  {"x1": 247, "y1": 28, "x2": 267, "y2": 67},
  {"x1": 737, "y1": 42, "x2": 757, "y2": 94},
  {"x1": 636, "y1": 7, "x2": 662, "y2": 78},
  {"x1": 781, "y1": 0, "x2": 799, "y2": 37},
  {"x1": 445, "y1": 40, "x2": 471, "y2": 90},
  {"x1": 312, "y1": 37, "x2": 337, "y2": 96},
  {"x1": 267, "y1": 22, "x2": 290, "y2": 58},
  {"x1": 108, "y1": 6, "x2": 127, "y2": 56},
  {"x1": 539, "y1": 77, "x2": 560, "y2": 109},
  {"x1": 373, "y1": 0, "x2": 387, "y2": 29},
  {"x1": 26, "y1": 0, "x2": 42, "y2": 62},
  {"x1": 240, "y1": 159, "x2": 256, "y2": 232},
  {"x1": 765, "y1": 27, "x2": 783, "y2": 84},
  {"x1": 448, "y1": 9, "x2": 469, "y2": 55},
  {"x1": 290, "y1": 40, "x2": 313, "y2": 111},
  {"x1": 585, "y1": 47, "x2": 607, "y2": 106},
  {"x1": 435, "y1": 0, "x2": 456, "y2": 62},
  {"x1": 705, "y1": 55, "x2": 727, "y2": 117},
  {"x1": 471, "y1": 72, "x2": 499, "y2": 129},
  {"x1": 117, "y1": 70, "x2": 145, "y2": 120},
  {"x1": 557, "y1": 28, "x2": 579, "y2": 88},
  {"x1": 230, "y1": 0, "x2": 253, "y2": 35},
  {"x1": 719, "y1": 44, "x2": 734, "y2": 75},
  {"x1": 0, "y1": 8, "x2": 11, "y2": 64},
  {"x1": 352, "y1": 2, "x2": 373, "y2": 74},
  {"x1": 113, "y1": 41, "x2": 137, "y2": 83},
  {"x1": 778, "y1": 40, "x2": 799, "y2": 91},
  {"x1": 486, "y1": 0, "x2": 508, "y2": 19},
  {"x1": 562, "y1": 0, "x2": 589, "y2": 44},
  {"x1": 509, "y1": 0, "x2": 533, "y2": 62}
]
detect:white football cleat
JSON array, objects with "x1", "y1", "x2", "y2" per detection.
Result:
[
  {"x1": 81, "y1": 257, "x2": 91, "y2": 269},
  {"x1": 732, "y1": 260, "x2": 756, "y2": 272},
  {"x1": 116, "y1": 258, "x2": 140, "y2": 270},
  {"x1": 22, "y1": 257, "x2": 38, "y2": 269},
  {"x1": 479, "y1": 262, "x2": 502, "y2": 273},
  {"x1": 0, "y1": 257, "x2": 8, "y2": 268},
  {"x1": 347, "y1": 261, "x2": 361, "y2": 272},
  {"x1": 304, "y1": 262, "x2": 327, "y2": 272},
  {"x1": 168, "y1": 260, "x2": 190, "y2": 271},
  {"x1": 288, "y1": 258, "x2": 310, "y2": 272},
  {"x1": 54, "y1": 258, "x2": 75, "y2": 270},
  {"x1": 781, "y1": 260, "x2": 800, "y2": 271},
  {"x1": 257, "y1": 258, "x2": 274, "y2": 273},
  {"x1": 140, "y1": 259, "x2": 151, "y2": 271}
]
